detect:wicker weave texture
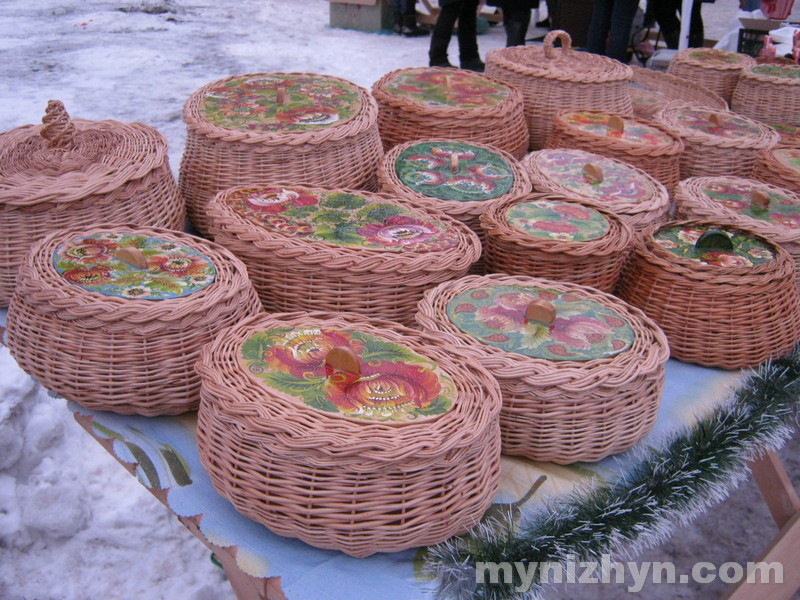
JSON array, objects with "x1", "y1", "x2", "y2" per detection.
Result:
[
  {"x1": 732, "y1": 65, "x2": 800, "y2": 127},
  {"x1": 615, "y1": 219, "x2": 800, "y2": 369},
  {"x1": 752, "y1": 149, "x2": 800, "y2": 197},
  {"x1": 195, "y1": 311, "x2": 502, "y2": 557},
  {"x1": 6, "y1": 225, "x2": 262, "y2": 415},
  {"x1": 180, "y1": 72, "x2": 384, "y2": 236},
  {"x1": 666, "y1": 48, "x2": 755, "y2": 104},
  {"x1": 629, "y1": 65, "x2": 728, "y2": 120},
  {"x1": 415, "y1": 273, "x2": 670, "y2": 464}
]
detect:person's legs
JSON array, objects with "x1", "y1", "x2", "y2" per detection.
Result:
[
  {"x1": 688, "y1": 0, "x2": 704, "y2": 47},
  {"x1": 586, "y1": 0, "x2": 613, "y2": 55},
  {"x1": 503, "y1": 7, "x2": 532, "y2": 46},
  {"x1": 429, "y1": 2, "x2": 461, "y2": 66},
  {"x1": 456, "y1": 0, "x2": 483, "y2": 70},
  {"x1": 649, "y1": 0, "x2": 681, "y2": 48},
  {"x1": 604, "y1": 0, "x2": 640, "y2": 61}
]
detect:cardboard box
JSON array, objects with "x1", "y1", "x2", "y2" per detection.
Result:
[
  {"x1": 330, "y1": 0, "x2": 393, "y2": 32},
  {"x1": 739, "y1": 17, "x2": 786, "y2": 31}
]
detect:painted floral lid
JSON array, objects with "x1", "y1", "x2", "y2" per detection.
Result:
[
  {"x1": 698, "y1": 179, "x2": 800, "y2": 229},
  {"x1": 774, "y1": 148, "x2": 800, "y2": 173},
  {"x1": 682, "y1": 48, "x2": 749, "y2": 66},
  {"x1": 561, "y1": 111, "x2": 674, "y2": 146},
  {"x1": 394, "y1": 141, "x2": 515, "y2": 201},
  {"x1": 531, "y1": 149, "x2": 656, "y2": 204},
  {"x1": 653, "y1": 225, "x2": 776, "y2": 267},
  {"x1": 772, "y1": 123, "x2": 800, "y2": 147},
  {"x1": 53, "y1": 233, "x2": 216, "y2": 300},
  {"x1": 199, "y1": 74, "x2": 362, "y2": 133},
  {"x1": 504, "y1": 200, "x2": 610, "y2": 242},
  {"x1": 382, "y1": 68, "x2": 511, "y2": 109},
  {"x1": 239, "y1": 326, "x2": 457, "y2": 423},
  {"x1": 668, "y1": 107, "x2": 764, "y2": 139},
  {"x1": 751, "y1": 63, "x2": 800, "y2": 81},
  {"x1": 224, "y1": 186, "x2": 460, "y2": 253},
  {"x1": 446, "y1": 285, "x2": 634, "y2": 361}
]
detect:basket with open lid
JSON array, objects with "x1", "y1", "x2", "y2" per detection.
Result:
[
  {"x1": 666, "y1": 48, "x2": 756, "y2": 104},
  {"x1": 628, "y1": 64, "x2": 728, "y2": 120},
  {"x1": 753, "y1": 147, "x2": 800, "y2": 197},
  {"x1": 415, "y1": 273, "x2": 669, "y2": 464},
  {"x1": 180, "y1": 72, "x2": 383, "y2": 235},
  {"x1": 195, "y1": 310, "x2": 502, "y2": 557},
  {"x1": 616, "y1": 220, "x2": 800, "y2": 369},
  {"x1": 0, "y1": 100, "x2": 185, "y2": 306},
  {"x1": 732, "y1": 62, "x2": 800, "y2": 127},
  {"x1": 5, "y1": 224, "x2": 262, "y2": 415}
]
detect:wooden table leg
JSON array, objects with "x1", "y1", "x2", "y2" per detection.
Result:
[{"x1": 750, "y1": 449, "x2": 800, "y2": 529}]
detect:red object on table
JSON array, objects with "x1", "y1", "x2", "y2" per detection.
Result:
[{"x1": 760, "y1": 0, "x2": 795, "y2": 20}]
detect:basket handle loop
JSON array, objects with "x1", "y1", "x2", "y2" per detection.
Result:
[
  {"x1": 115, "y1": 247, "x2": 148, "y2": 269},
  {"x1": 751, "y1": 190, "x2": 771, "y2": 212},
  {"x1": 695, "y1": 229, "x2": 733, "y2": 252},
  {"x1": 607, "y1": 115, "x2": 625, "y2": 136},
  {"x1": 583, "y1": 163, "x2": 604, "y2": 184},
  {"x1": 325, "y1": 346, "x2": 361, "y2": 378},
  {"x1": 40, "y1": 100, "x2": 77, "y2": 150},
  {"x1": 544, "y1": 30, "x2": 572, "y2": 59},
  {"x1": 525, "y1": 299, "x2": 556, "y2": 326}
]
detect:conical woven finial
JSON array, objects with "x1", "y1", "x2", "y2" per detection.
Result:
[{"x1": 40, "y1": 100, "x2": 77, "y2": 149}]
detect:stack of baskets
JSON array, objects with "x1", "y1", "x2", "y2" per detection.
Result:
[
  {"x1": 195, "y1": 311, "x2": 502, "y2": 556},
  {"x1": 628, "y1": 64, "x2": 728, "y2": 120},
  {"x1": 753, "y1": 147, "x2": 800, "y2": 197},
  {"x1": 0, "y1": 100, "x2": 185, "y2": 306},
  {"x1": 5, "y1": 225, "x2": 262, "y2": 415},
  {"x1": 666, "y1": 48, "x2": 756, "y2": 104},
  {"x1": 731, "y1": 62, "x2": 800, "y2": 127},
  {"x1": 180, "y1": 72, "x2": 384, "y2": 235}
]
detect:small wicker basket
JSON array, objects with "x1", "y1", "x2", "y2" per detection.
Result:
[
  {"x1": 6, "y1": 225, "x2": 262, "y2": 415},
  {"x1": 546, "y1": 109, "x2": 684, "y2": 195},
  {"x1": 628, "y1": 65, "x2": 728, "y2": 120},
  {"x1": 207, "y1": 184, "x2": 481, "y2": 326},
  {"x1": 731, "y1": 63, "x2": 800, "y2": 127},
  {"x1": 485, "y1": 30, "x2": 633, "y2": 150},
  {"x1": 480, "y1": 193, "x2": 634, "y2": 292},
  {"x1": 616, "y1": 220, "x2": 800, "y2": 369},
  {"x1": 195, "y1": 311, "x2": 502, "y2": 557},
  {"x1": 0, "y1": 101, "x2": 185, "y2": 306},
  {"x1": 180, "y1": 72, "x2": 384, "y2": 235},
  {"x1": 753, "y1": 147, "x2": 800, "y2": 197},
  {"x1": 415, "y1": 273, "x2": 669, "y2": 464},
  {"x1": 370, "y1": 67, "x2": 529, "y2": 158},
  {"x1": 666, "y1": 48, "x2": 756, "y2": 104},
  {"x1": 655, "y1": 105, "x2": 779, "y2": 179},
  {"x1": 523, "y1": 148, "x2": 670, "y2": 232}
]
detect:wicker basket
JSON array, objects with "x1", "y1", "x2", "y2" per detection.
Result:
[
  {"x1": 523, "y1": 148, "x2": 670, "y2": 232},
  {"x1": 0, "y1": 101, "x2": 185, "y2": 307},
  {"x1": 485, "y1": 30, "x2": 633, "y2": 150},
  {"x1": 628, "y1": 65, "x2": 728, "y2": 120},
  {"x1": 180, "y1": 72, "x2": 384, "y2": 236},
  {"x1": 771, "y1": 123, "x2": 800, "y2": 148},
  {"x1": 195, "y1": 311, "x2": 502, "y2": 557},
  {"x1": 480, "y1": 193, "x2": 634, "y2": 292},
  {"x1": 616, "y1": 220, "x2": 800, "y2": 369},
  {"x1": 370, "y1": 67, "x2": 529, "y2": 159},
  {"x1": 753, "y1": 147, "x2": 800, "y2": 197},
  {"x1": 666, "y1": 48, "x2": 756, "y2": 104},
  {"x1": 546, "y1": 109, "x2": 684, "y2": 195},
  {"x1": 655, "y1": 105, "x2": 779, "y2": 179},
  {"x1": 6, "y1": 225, "x2": 262, "y2": 415},
  {"x1": 415, "y1": 273, "x2": 669, "y2": 464},
  {"x1": 731, "y1": 63, "x2": 800, "y2": 127},
  {"x1": 207, "y1": 184, "x2": 481, "y2": 326}
]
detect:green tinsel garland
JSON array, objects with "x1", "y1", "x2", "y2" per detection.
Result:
[{"x1": 425, "y1": 348, "x2": 800, "y2": 600}]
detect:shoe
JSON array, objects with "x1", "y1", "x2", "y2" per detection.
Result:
[
  {"x1": 535, "y1": 17, "x2": 550, "y2": 28},
  {"x1": 460, "y1": 58, "x2": 485, "y2": 72},
  {"x1": 401, "y1": 15, "x2": 429, "y2": 37},
  {"x1": 429, "y1": 60, "x2": 456, "y2": 68}
]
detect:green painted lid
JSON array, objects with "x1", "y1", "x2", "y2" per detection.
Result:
[
  {"x1": 699, "y1": 179, "x2": 800, "y2": 229},
  {"x1": 686, "y1": 48, "x2": 748, "y2": 65},
  {"x1": 752, "y1": 64, "x2": 800, "y2": 81},
  {"x1": 775, "y1": 148, "x2": 800, "y2": 173},
  {"x1": 653, "y1": 224, "x2": 776, "y2": 267},
  {"x1": 383, "y1": 68, "x2": 511, "y2": 108},
  {"x1": 771, "y1": 124, "x2": 800, "y2": 147},
  {"x1": 505, "y1": 200, "x2": 610, "y2": 242}
]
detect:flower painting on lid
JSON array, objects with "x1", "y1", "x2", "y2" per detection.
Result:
[
  {"x1": 700, "y1": 180, "x2": 800, "y2": 229},
  {"x1": 653, "y1": 225, "x2": 776, "y2": 267},
  {"x1": 505, "y1": 200, "x2": 610, "y2": 242},
  {"x1": 384, "y1": 68, "x2": 510, "y2": 108}
]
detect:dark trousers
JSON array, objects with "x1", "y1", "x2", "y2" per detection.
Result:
[
  {"x1": 429, "y1": 1, "x2": 480, "y2": 65},
  {"x1": 503, "y1": 7, "x2": 532, "y2": 46},
  {"x1": 585, "y1": 0, "x2": 640, "y2": 62},
  {"x1": 646, "y1": 0, "x2": 704, "y2": 49}
]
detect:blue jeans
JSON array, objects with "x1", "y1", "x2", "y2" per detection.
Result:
[{"x1": 585, "y1": 0, "x2": 640, "y2": 62}]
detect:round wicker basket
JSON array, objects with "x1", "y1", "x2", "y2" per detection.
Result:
[
  {"x1": 370, "y1": 67, "x2": 529, "y2": 158},
  {"x1": 666, "y1": 48, "x2": 756, "y2": 104},
  {"x1": 523, "y1": 148, "x2": 670, "y2": 232},
  {"x1": 180, "y1": 72, "x2": 384, "y2": 236},
  {"x1": 415, "y1": 273, "x2": 670, "y2": 464},
  {"x1": 195, "y1": 311, "x2": 502, "y2": 557},
  {"x1": 655, "y1": 105, "x2": 779, "y2": 179},
  {"x1": 6, "y1": 224, "x2": 262, "y2": 415},
  {"x1": 753, "y1": 147, "x2": 800, "y2": 197},
  {"x1": 546, "y1": 109, "x2": 684, "y2": 195},
  {"x1": 732, "y1": 62, "x2": 800, "y2": 127},
  {"x1": 616, "y1": 220, "x2": 800, "y2": 369},
  {"x1": 480, "y1": 193, "x2": 634, "y2": 292},
  {"x1": 628, "y1": 64, "x2": 728, "y2": 120},
  {"x1": 485, "y1": 30, "x2": 633, "y2": 150},
  {"x1": 207, "y1": 184, "x2": 481, "y2": 326},
  {"x1": 0, "y1": 101, "x2": 185, "y2": 307}
]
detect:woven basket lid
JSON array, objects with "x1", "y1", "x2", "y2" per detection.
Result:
[
  {"x1": 772, "y1": 147, "x2": 800, "y2": 173},
  {"x1": 501, "y1": 198, "x2": 613, "y2": 243},
  {"x1": 772, "y1": 123, "x2": 800, "y2": 148},
  {"x1": 656, "y1": 106, "x2": 779, "y2": 148},
  {"x1": 0, "y1": 100, "x2": 168, "y2": 206},
  {"x1": 554, "y1": 110, "x2": 682, "y2": 150},
  {"x1": 670, "y1": 48, "x2": 755, "y2": 71},
  {"x1": 743, "y1": 62, "x2": 800, "y2": 86},
  {"x1": 628, "y1": 65, "x2": 728, "y2": 112}
]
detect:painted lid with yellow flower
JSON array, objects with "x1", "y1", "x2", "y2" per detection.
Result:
[{"x1": 652, "y1": 224, "x2": 777, "y2": 268}]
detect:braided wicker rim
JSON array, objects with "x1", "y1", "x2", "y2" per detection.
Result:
[
  {"x1": 183, "y1": 72, "x2": 380, "y2": 147},
  {"x1": 669, "y1": 48, "x2": 756, "y2": 72},
  {"x1": 629, "y1": 65, "x2": 728, "y2": 111},
  {"x1": 656, "y1": 105, "x2": 780, "y2": 150}
]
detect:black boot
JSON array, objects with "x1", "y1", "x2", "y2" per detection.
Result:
[
  {"x1": 401, "y1": 13, "x2": 429, "y2": 37},
  {"x1": 393, "y1": 11, "x2": 403, "y2": 35}
]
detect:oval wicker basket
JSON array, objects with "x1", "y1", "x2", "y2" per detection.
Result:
[
  {"x1": 731, "y1": 62, "x2": 800, "y2": 127},
  {"x1": 628, "y1": 65, "x2": 728, "y2": 120},
  {"x1": 195, "y1": 310, "x2": 502, "y2": 557},
  {"x1": 546, "y1": 109, "x2": 684, "y2": 195},
  {"x1": 655, "y1": 105, "x2": 779, "y2": 179},
  {"x1": 753, "y1": 147, "x2": 800, "y2": 197},
  {"x1": 6, "y1": 224, "x2": 262, "y2": 415},
  {"x1": 666, "y1": 48, "x2": 756, "y2": 104},
  {"x1": 370, "y1": 67, "x2": 529, "y2": 159},
  {"x1": 616, "y1": 219, "x2": 800, "y2": 369},
  {"x1": 523, "y1": 148, "x2": 670, "y2": 232},
  {"x1": 415, "y1": 273, "x2": 670, "y2": 464},
  {"x1": 180, "y1": 72, "x2": 384, "y2": 236},
  {"x1": 0, "y1": 101, "x2": 185, "y2": 307},
  {"x1": 674, "y1": 176, "x2": 800, "y2": 284},
  {"x1": 207, "y1": 184, "x2": 481, "y2": 326},
  {"x1": 480, "y1": 193, "x2": 634, "y2": 292},
  {"x1": 485, "y1": 30, "x2": 633, "y2": 150}
]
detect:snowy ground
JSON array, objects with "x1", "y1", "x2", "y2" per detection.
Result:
[{"x1": 1, "y1": 1, "x2": 799, "y2": 600}]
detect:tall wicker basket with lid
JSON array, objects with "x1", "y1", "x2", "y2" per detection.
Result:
[
  {"x1": 628, "y1": 65, "x2": 728, "y2": 120},
  {"x1": 180, "y1": 72, "x2": 384, "y2": 236},
  {"x1": 753, "y1": 147, "x2": 800, "y2": 197},
  {"x1": 732, "y1": 62, "x2": 800, "y2": 127},
  {"x1": 195, "y1": 311, "x2": 502, "y2": 557},
  {"x1": 666, "y1": 48, "x2": 756, "y2": 104},
  {"x1": 0, "y1": 101, "x2": 185, "y2": 306}
]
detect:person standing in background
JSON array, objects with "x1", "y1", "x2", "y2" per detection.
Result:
[
  {"x1": 645, "y1": 0, "x2": 706, "y2": 49},
  {"x1": 428, "y1": 0, "x2": 486, "y2": 71},
  {"x1": 487, "y1": 0, "x2": 539, "y2": 46},
  {"x1": 585, "y1": 0, "x2": 640, "y2": 62},
  {"x1": 392, "y1": 0, "x2": 430, "y2": 36}
]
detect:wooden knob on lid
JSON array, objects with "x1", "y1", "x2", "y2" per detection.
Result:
[
  {"x1": 606, "y1": 115, "x2": 625, "y2": 136},
  {"x1": 751, "y1": 190, "x2": 771, "y2": 212},
  {"x1": 709, "y1": 113, "x2": 724, "y2": 128},
  {"x1": 694, "y1": 229, "x2": 734, "y2": 252},
  {"x1": 450, "y1": 154, "x2": 460, "y2": 173},
  {"x1": 115, "y1": 247, "x2": 148, "y2": 269},
  {"x1": 325, "y1": 346, "x2": 361, "y2": 377},
  {"x1": 583, "y1": 163, "x2": 604, "y2": 184},
  {"x1": 276, "y1": 86, "x2": 287, "y2": 105},
  {"x1": 525, "y1": 299, "x2": 556, "y2": 326}
]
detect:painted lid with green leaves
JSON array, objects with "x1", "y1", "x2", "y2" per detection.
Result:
[
  {"x1": 771, "y1": 124, "x2": 800, "y2": 147},
  {"x1": 560, "y1": 111, "x2": 674, "y2": 146},
  {"x1": 382, "y1": 68, "x2": 511, "y2": 109},
  {"x1": 669, "y1": 107, "x2": 765, "y2": 139},
  {"x1": 446, "y1": 284, "x2": 634, "y2": 361},
  {"x1": 504, "y1": 199, "x2": 610, "y2": 242},
  {"x1": 698, "y1": 179, "x2": 800, "y2": 229},
  {"x1": 239, "y1": 326, "x2": 457, "y2": 423},
  {"x1": 395, "y1": 141, "x2": 515, "y2": 201},
  {"x1": 774, "y1": 148, "x2": 800, "y2": 174},
  {"x1": 683, "y1": 48, "x2": 749, "y2": 66},
  {"x1": 751, "y1": 63, "x2": 800, "y2": 81},
  {"x1": 652, "y1": 224, "x2": 776, "y2": 268}
]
